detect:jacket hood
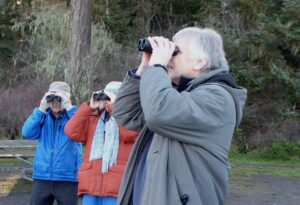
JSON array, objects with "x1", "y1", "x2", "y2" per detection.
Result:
[
  {"x1": 221, "y1": 83, "x2": 247, "y2": 128},
  {"x1": 175, "y1": 67, "x2": 234, "y2": 92},
  {"x1": 203, "y1": 71, "x2": 237, "y2": 88},
  {"x1": 188, "y1": 67, "x2": 247, "y2": 128}
]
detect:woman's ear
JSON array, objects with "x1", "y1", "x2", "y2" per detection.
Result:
[{"x1": 192, "y1": 59, "x2": 208, "y2": 71}]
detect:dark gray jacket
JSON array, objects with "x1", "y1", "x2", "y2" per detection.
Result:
[{"x1": 113, "y1": 65, "x2": 247, "y2": 205}]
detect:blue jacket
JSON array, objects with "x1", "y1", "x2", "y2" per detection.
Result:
[{"x1": 22, "y1": 107, "x2": 82, "y2": 182}]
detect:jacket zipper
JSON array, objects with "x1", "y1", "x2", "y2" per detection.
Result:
[{"x1": 50, "y1": 117, "x2": 58, "y2": 180}]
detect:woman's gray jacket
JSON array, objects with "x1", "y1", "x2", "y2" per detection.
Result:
[{"x1": 112, "y1": 65, "x2": 247, "y2": 205}]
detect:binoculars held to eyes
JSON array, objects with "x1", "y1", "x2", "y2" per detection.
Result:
[
  {"x1": 46, "y1": 95, "x2": 62, "y2": 103},
  {"x1": 137, "y1": 38, "x2": 180, "y2": 56},
  {"x1": 93, "y1": 92, "x2": 111, "y2": 101}
]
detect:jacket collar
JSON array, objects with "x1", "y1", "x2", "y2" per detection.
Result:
[
  {"x1": 174, "y1": 67, "x2": 230, "y2": 92},
  {"x1": 187, "y1": 67, "x2": 230, "y2": 91},
  {"x1": 48, "y1": 109, "x2": 66, "y2": 119},
  {"x1": 173, "y1": 76, "x2": 194, "y2": 92}
]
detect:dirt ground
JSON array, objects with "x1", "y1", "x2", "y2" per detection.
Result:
[
  {"x1": 0, "y1": 165, "x2": 300, "y2": 205},
  {"x1": 228, "y1": 174, "x2": 300, "y2": 205}
]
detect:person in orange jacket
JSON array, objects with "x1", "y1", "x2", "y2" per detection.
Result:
[{"x1": 65, "y1": 81, "x2": 138, "y2": 205}]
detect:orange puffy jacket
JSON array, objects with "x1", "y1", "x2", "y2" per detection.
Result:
[{"x1": 65, "y1": 102, "x2": 138, "y2": 197}]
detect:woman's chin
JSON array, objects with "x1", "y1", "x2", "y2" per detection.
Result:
[{"x1": 51, "y1": 108, "x2": 61, "y2": 114}]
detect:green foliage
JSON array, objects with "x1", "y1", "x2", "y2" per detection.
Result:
[
  {"x1": 0, "y1": 1, "x2": 23, "y2": 87},
  {"x1": 0, "y1": 1, "x2": 21, "y2": 39},
  {"x1": 92, "y1": 0, "x2": 137, "y2": 42},
  {"x1": 93, "y1": 0, "x2": 300, "y2": 105},
  {"x1": 229, "y1": 0, "x2": 299, "y2": 98},
  {"x1": 231, "y1": 164, "x2": 300, "y2": 178},
  {"x1": 262, "y1": 140, "x2": 300, "y2": 160},
  {"x1": 10, "y1": 4, "x2": 69, "y2": 81},
  {"x1": 233, "y1": 128, "x2": 249, "y2": 154},
  {"x1": 219, "y1": 0, "x2": 300, "y2": 147},
  {"x1": 0, "y1": 0, "x2": 73, "y2": 87},
  {"x1": 90, "y1": 23, "x2": 121, "y2": 62},
  {"x1": 229, "y1": 151, "x2": 300, "y2": 166},
  {"x1": 10, "y1": 1, "x2": 122, "y2": 102},
  {"x1": 229, "y1": 151, "x2": 300, "y2": 177},
  {"x1": 92, "y1": 0, "x2": 223, "y2": 41},
  {"x1": 270, "y1": 65, "x2": 300, "y2": 103},
  {"x1": 0, "y1": 0, "x2": 299, "y2": 146}
]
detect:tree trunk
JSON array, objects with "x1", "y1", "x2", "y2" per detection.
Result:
[
  {"x1": 66, "y1": 0, "x2": 92, "y2": 104},
  {"x1": 105, "y1": 0, "x2": 109, "y2": 16}
]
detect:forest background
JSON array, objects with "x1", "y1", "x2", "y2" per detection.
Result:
[{"x1": 0, "y1": 0, "x2": 299, "y2": 159}]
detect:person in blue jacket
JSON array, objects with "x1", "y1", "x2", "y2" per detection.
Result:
[{"x1": 22, "y1": 81, "x2": 82, "y2": 205}]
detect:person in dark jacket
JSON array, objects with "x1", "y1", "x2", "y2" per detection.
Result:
[
  {"x1": 112, "y1": 27, "x2": 247, "y2": 205},
  {"x1": 22, "y1": 81, "x2": 82, "y2": 205}
]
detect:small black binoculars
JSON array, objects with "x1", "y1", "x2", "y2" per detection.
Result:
[
  {"x1": 93, "y1": 91, "x2": 111, "y2": 101},
  {"x1": 137, "y1": 38, "x2": 180, "y2": 56},
  {"x1": 46, "y1": 94, "x2": 62, "y2": 103}
]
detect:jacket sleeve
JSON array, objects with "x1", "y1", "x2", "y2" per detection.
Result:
[
  {"x1": 22, "y1": 108, "x2": 46, "y2": 140},
  {"x1": 112, "y1": 71, "x2": 146, "y2": 132},
  {"x1": 66, "y1": 106, "x2": 78, "y2": 119},
  {"x1": 64, "y1": 102, "x2": 94, "y2": 143},
  {"x1": 140, "y1": 66, "x2": 234, "y2": 144}
]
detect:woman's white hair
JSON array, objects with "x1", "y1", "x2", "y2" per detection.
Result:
[{"x1": 173, "y1": 27, "x2": 229, "y2": 72}]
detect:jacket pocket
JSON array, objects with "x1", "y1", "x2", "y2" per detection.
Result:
[
  {"x1": 33, "y1": 162, "x2": 49, "y2": 177},
  {"x1": 54, "y1": 143, "x2": 79, "y2": 176},
  {"x1": 103, "y1": 161, "x2": 126, "y2": 195},
  {"x1": 78, "y1": 162, "x2": 94, "y2": 192}
]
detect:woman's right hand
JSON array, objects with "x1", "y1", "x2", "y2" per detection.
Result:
[{"x1": 136, "y1": 51, "x2": 151, "y2": 76}]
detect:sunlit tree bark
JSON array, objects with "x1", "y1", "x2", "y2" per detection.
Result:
[
  {"x1": 66, "y1": 0, "x2": 92, "y2": 104},
  {"x1": 105, "y1": 0, "x2": 109, "y2": 16}
]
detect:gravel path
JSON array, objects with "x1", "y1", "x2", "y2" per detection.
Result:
[
  {"x1": 0, "y1": 166, "x2": 299, "y2": 205},
  {"x1": 228, "y1": 174, "x2": 300, "y2": 205}
]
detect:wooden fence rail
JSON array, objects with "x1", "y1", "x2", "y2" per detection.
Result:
[{"x1": 0, "y1": 140, "x2": 37, "y2": 181}]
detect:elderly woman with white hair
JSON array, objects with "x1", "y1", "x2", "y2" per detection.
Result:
[
  {"x1": 65, "y1": 81, "x2": 138, "y2": 205},
  {"x1": 113, "y1": 27, "x2": 247, "y2": 205}
]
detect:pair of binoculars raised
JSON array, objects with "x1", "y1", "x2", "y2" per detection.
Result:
[
  {"x1": 46, "y1": 94, "x2": 62, "y2": 103},
  {"x1": 93, "y1": 92, "x2": 110, "y2": 101},
  {"x1": 137, "y1": 38, "x2": 180, "y2": 56}
]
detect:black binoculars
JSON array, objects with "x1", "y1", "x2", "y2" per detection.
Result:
[
  {"x1": 137, "y1": 38, "x2": 180, "y2": 56},
  {"x1": 93, "y1": 91, "x2": 111, "y2": 101},
  {"x1": 46, "y1": 94, "x2": 62, "y2": 103}
]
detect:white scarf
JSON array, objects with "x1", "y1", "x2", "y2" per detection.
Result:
[{"x1": 89, "y1": 111, "x2": 120, "y2": 173}]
